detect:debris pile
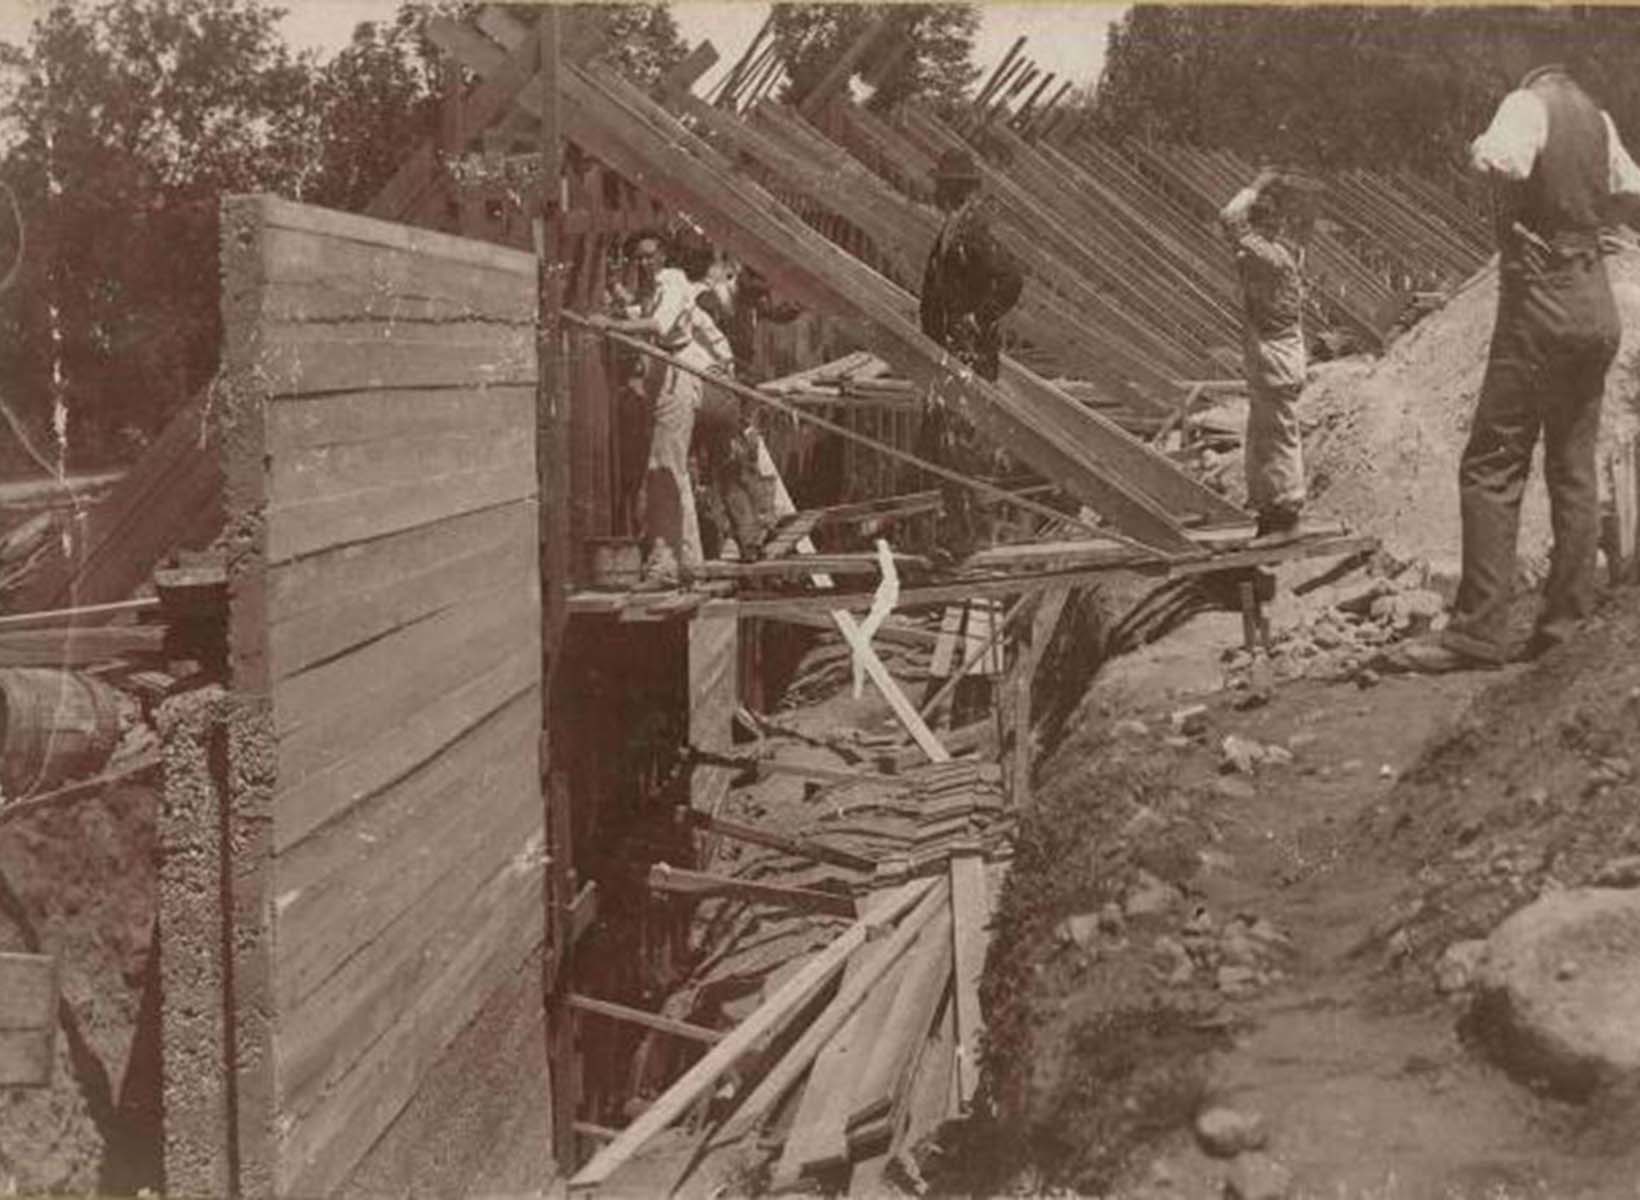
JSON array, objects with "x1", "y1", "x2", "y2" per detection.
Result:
[{"x1": 1304, "y1": 249, "x2": 1640, "y2": 579}]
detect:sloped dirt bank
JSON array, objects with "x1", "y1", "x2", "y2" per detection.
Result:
[{"x1": 969, "y1": 586, "x2": 1640, "y2": 1198}]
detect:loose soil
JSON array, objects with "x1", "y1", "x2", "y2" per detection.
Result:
[{"x1": 970, "y1": 583, "x2": 1640, "y2": 1199}]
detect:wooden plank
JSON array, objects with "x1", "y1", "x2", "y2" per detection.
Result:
[
  {"x1": 568, "y1": 878, "x2": 938, "y2": 1191},
  {"x1": 268, "y1": 503, "x2": 535, "y2": 680},
  {"x1": 646, "y1": 864, "x2": 856, "y2": 918},
  {"x1": 773, "y1": 944, "x2": 908, "y2": 1185},
  {"x1": 929, "y1": 605, "x2": 962, "y2": 679},
  {"x1": 273, "y1": 691, "x2": 540, "y2": 1012},
  {"x1": 274, "y1": 574, "x2": 537, "y2": 779},
  {"x1": 265, "y1": 194, "x2": 536, "y2": 276},
  {"x1": 564, "y1": 994, "x2": 723, "y2": 1045},
  {"x1": 265, "y1": 386, "x2": 535, "y2": 452},
  {"x1": 275, "y1": 781, "x2": 543, "y2": 1125},
  {"x1": 712, "y1": 880, "x2": 950, "y2": 1151},
  {"x1": 893, "y1": 990, "x2": 956, "y2": 1161},
  {"x1": 278, "y1": 814, "x2": 544, "y2": 1195},
  {"x1": 0, "y1": 953, "x2": 56, "y2": 1034},
  {"x1": 845, "y1": 900, "x2": 952, "y2": 1138},
  {"x1": 949, "y1": 852, "x2": 990, "y2": 1111},
  {"x1": 0, "y1": 1027, "x2": 54, "y2": 1087},
  {"x1": 274, "y1": 651, "x2": 538, "y2": 855},
  {"x1": 836, "y1": 615, "x2": 950, "y2": 765},
  {"x1": 11, "y1": 392, "x2": 222, "y2": 613},
  {"x1": 254, "y1": 321, "x2": 536, "y2": 400},
  {"x1": 688, "y1": 813, "x2": 876, "y2": 873},
  {"x1": 258, "y1": 228, "x2": 534, "y2": 322},
  {"x1": 266, "y1": 406, "x2": 535, "y2": 559}
]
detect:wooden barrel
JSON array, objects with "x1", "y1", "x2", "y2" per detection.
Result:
[{"x1": 0, "y1": 669, "x2": 123, "y2": 799}]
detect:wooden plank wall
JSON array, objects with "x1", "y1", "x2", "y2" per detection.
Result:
[{"x1": 206, "y1": 194, "x2": 546, "y2": 1197}]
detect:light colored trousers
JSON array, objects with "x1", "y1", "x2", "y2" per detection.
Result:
[
  {"x1": 1245, "y1": 378, "x2": 1305, "y2": 514},
  {"x1": 644, "y1": 343, "x2": 708, "y2": 569}
]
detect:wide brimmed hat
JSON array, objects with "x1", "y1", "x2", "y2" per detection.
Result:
[{"x1": 932, "y1": 148, "x2": 982, "y2": 183}]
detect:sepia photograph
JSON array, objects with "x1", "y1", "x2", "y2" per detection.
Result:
[{"x1": 0, "y1": 1, "x2": 1638, "y2": 1195}]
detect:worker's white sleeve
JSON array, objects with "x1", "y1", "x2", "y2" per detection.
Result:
[
  {"x1": 1470, "y1": 89, "x2": 1546, "y2": 180},
  {"x1": 1604, "y1": 113, "x2": 1640, "y2": 197},
  {"x1": 647, "y1": 270, "x2": 690, "y2": 338}
]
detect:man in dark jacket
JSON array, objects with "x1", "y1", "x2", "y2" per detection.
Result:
[
  {"x1": 916, "y1": 147, "x2": 1025, "y2": 559},
  {"x1": 1386, "y1": 52, "x2": 1640, "y2": 672}
]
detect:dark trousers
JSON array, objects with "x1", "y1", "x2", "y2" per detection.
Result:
[{"x1": 1445, "y1": 255, "x2": 1618, "y2": 659}]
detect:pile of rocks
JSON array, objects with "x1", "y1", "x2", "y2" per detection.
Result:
[
  {"x1": 1221, "y1": 566, "x2": 1449, "y2": 688},
  {"x1": 1054, "y1": 872, "x2": 1295, "y2": 1003}
]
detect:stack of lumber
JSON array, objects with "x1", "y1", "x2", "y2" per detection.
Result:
[{"x1": 576, "y1": 846, "x2": 1004, "y2": 1195}]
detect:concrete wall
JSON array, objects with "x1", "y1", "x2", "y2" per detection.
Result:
[{"x1": 161, "y1": 195, "x2": 547, "y2": 1197}]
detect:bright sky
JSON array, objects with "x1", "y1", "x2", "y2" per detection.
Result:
[{"x1": 0, "y1": 1, "x2": 1123, "y2": 97}]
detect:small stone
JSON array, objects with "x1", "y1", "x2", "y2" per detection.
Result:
[
  {"x1": 1262, "y1": 744, "x2": 1294, "y2": 768},
  {"x1": 1591, "y1": 856, "x2": 1640, "y2": 888},
  {"x1": 1434, "y1": 939, "x2": 1487, "y2": 994},
  {"x1": 1287, "y1": 731, "x2": 1318, "y2": 750},
  {"x1": 1379, "y1": 764, "x2": 1397, "y2": 780},
  {"x1": 1556, "y1": 960, "x2": 1580, "y2": 982},
  {"x1": 1220, "y1": 931, "x2": 1261, "y2": 967},
  {"x1": 1057, "y1": 913, "x2": 1101, "y2": 949},
  {"x1": 1217, "y1": 964, "x2": 1259, "y2": 995},
  {"x1": 1125, "y1": 870, "x2": 1183, "y2": 919},
  {"x1": 1221, "y1": 734, "x2": 1263, "y2": 775},
  {"x1": 1163, "y1": 735, "x2": 1193, "y2": 750},
  {"x1": 1341, "y1": 759, "x2": 1364, "y2": 774},
  {"x1": 1098, "y1": 902, "x2": 1126, "y2": 935},
  {"x1": 1224, "y1": 1152, "x2": 1293, "y2": 1200},
  {"x1": 1355, "y1": 667, "x2": 1381, "y2": 689},
  {"x1": 1171, "y1": 704, "x2": 1210, "y2": 736},
  {"x1": 1112, "y1": 718, "x2": 1150, "y2": 739},
  {"x1": 1122, "y1": 805, "x2": 1168, "y2": 839},
  {"x1": 1184, "y1": 906, "x2": 1216, "y2": 935},
  {"x1": 1195, "y1": 1105, "x2": 1269, "y2": 1158},
  {"x1": 1212, "y1": 777, "x2": 1256, "y2": 802}
]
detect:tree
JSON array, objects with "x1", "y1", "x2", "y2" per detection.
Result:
[
  {"x1": 0, "y1": 0, "x2": 318, "y2": 469},
  {"x1": 770, "y1": 3, "x2": 979, "y2": 115},
  {"x1": 1091, "y1": 6, "x2": 1640, "y2": 173}
]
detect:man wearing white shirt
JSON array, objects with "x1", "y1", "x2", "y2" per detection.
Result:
[
  {"x1": 1388, "y1": 56, "x2": 1640, "y2": 672},
  {"x1": 591, "y1": 233, "x2": 735, "y2": 588}
]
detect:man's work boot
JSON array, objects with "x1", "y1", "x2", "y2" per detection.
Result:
[
  {"x1": 635, "y1": 541, "x2": 682, "y2": 592},
  {"x1": 1371, "y1": 635, "x2": 1501, "y2": 676},
  {"x1": 1252, "y1": 504, "x2": 1303, "y2": 545}
]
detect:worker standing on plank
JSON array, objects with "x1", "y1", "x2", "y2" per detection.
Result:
[
  {"x1": 1220, "y1": 166, "x2": 1322, "y2": 543},
  {"x1": 1382, "y1": 44, "x2": 1640, "y2": 673},
  {"x1": 917, "y1": 147, "x2": 1025, "y2": 562},
  {"x1": 590, "y1": 232, "x2": 735, "y2": 589},
  {"x1": 693, "y1": 254, "x2": 801, "y2": 562}
]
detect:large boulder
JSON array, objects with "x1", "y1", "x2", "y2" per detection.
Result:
[{"x1": 1470, "y1": 888, "x2": 1640, "y2": 1097}]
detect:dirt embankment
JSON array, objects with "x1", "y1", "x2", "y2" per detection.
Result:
[
  {"x1": 969, "y1": 580, "x2": 1640, "y2": 1197},
  {"x1": 1304, "y1": 250, "x2": 1640, "y2": 582}
]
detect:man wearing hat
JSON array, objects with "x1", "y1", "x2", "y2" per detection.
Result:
[
  {"x1": 1384, "y1": 43, "x2": 1640, "y2": 673},
  {"x1": 1220, "y1": 165, "x2": 1322, "y2": 543},
  {"x1": 917, "y1": 147, "x2": 1025, "y2": 559}
]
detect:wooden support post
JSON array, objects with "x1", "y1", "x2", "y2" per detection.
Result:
[
  {"x1": 1009, "y1": 586, "x2": 1070, "y2": 808},
  {"x1": 688, "y1": 601, "x2": 738, "y2": 813},
  {"x1": 531, "y1": 7, "x2": 581, "y2": 1178}
]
